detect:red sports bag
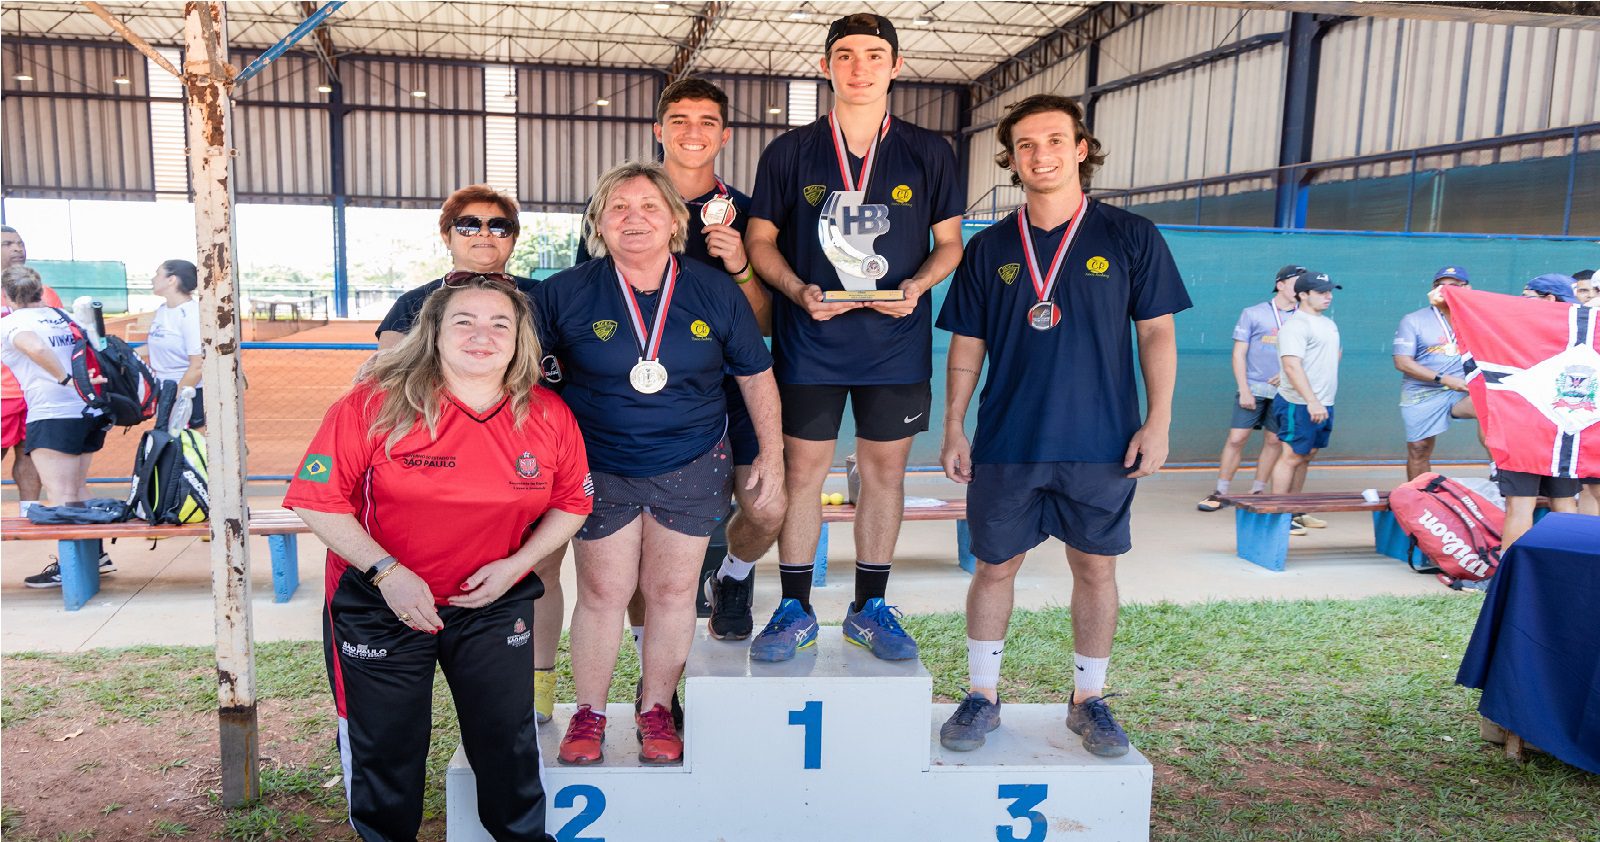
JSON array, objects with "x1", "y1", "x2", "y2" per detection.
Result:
[{"x1": 1389, "y1": 473, "x2": 1504, "y2": 588}]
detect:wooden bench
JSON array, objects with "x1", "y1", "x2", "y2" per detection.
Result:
[
  {"x1": 813, "y1": 499, "x2": 973, "y2": 585},
  {"x1": 1217, "y1": 492, "x2": 1402, "y2": 572},
  {"x1": 1, "y1": 508, "x2": 311, "y2": 610}
]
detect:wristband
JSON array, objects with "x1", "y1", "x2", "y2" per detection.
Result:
[
  {"x1": 1433, "y1": 373, "x2": 1442, "y2": 384},
  {"x1": 366, "y1": 555, "x2": 399, "y2": 586},
  {"x1": 732, "y1": 264, "x2": 754, "y2": 285},
  {"x1": 58, "y1": 373, "x2": 71, "y2": 385}
]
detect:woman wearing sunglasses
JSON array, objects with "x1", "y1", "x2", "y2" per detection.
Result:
[
  {"x1": 287, "y1": 273, "x2": 591, "y2": 841},
  {"x1": 375, "y1": 184, "x2": 536, "y2": 349},
  {"x1": 537, "y1": 161, "x2": 782, "y2": 766}
]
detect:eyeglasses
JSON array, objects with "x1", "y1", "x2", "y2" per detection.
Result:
[
  {"x1": 452, "y1": 215, "x2": 520, "y2": 238},
  {"x1": 442, "y1": 271, "x2": 516, "y2": 289}
]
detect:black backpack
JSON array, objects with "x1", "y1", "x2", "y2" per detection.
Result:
[
  {"x1": 54, "y1": 307, "x2": 157, "y2": 427},
  {"x1": 127, "y1": 381, "x2": 211, "y2": 525}
]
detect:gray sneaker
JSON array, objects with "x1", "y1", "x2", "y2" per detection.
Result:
[
  {"x1": 940, "y1": 692, "x2": 1002, "y2": 752},
  {"x1": 1066, "y1": 694, "x2": 1129, "y2": 758}
]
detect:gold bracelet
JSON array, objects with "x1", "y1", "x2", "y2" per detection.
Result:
[{"x1": 370, "y1": 562, "x2": 403, "y2": 587}]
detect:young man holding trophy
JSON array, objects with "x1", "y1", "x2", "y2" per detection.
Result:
[{"x1": 744, "y1": 13, "x2": 965, "y2": 662}]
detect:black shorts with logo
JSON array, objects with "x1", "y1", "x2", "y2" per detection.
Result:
[
  {"x1": 967, "y1": 461, "x2": 1137, "y2": 560},
  {"x1": 779, "y1": 382, "x2": 931, "y2": 442}
]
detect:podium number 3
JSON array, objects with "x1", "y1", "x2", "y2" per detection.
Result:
[
  {"x1": 554, "y1": 784, "x2": 606, "y2": 842},
  {"x1": 788, "y1": 700, "x2": 822, "y2": 769},
  {"x1": 996, "y1": 784, "x2": 1048, "y2": 842}
]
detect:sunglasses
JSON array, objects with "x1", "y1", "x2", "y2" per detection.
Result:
[
  {"x1": 453, "y1": 215, "x2": 520, "y2": 238},
  {"x1": 442, "y1": 271, "x2": 516, "y2": 289}
]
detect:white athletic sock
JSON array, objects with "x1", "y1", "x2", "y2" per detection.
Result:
[
  {"x1": 1251, "y1": 480, "x2": 1268, "y2": 493},
  {"x1": 967, "y1": 638, "x2": 1004, "y2": 696},
  {"x1": 631, "y1": 626, "x2": 645, "y2": 660},
  {"x1": 1074, "y1": 653, "x2": 1109, "y2": 698},
  {"x1": 1214, "y1": 478, "x2": 1229, "y2": 495},
  {"x1": 717, "y1": 553, "x2": 755, "y2": 582},
  {"x1": 19, "y1": 500, "x2": 38, "y2": 517}
]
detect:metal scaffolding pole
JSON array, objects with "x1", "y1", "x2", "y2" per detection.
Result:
[{"x1": 183, "y1": 0, "x2": 260, "y2": 808}]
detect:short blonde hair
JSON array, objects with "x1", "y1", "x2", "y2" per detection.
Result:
[{"x1": 583, "y1": 161, "x2": 689, "y2": 258}]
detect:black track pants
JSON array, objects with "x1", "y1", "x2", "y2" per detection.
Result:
[{"x1": 324, "y1": 567, "x2": 552, "y2": 842}]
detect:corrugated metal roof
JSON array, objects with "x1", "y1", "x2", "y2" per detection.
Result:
[{"x1": 1, "y1": 1, "x2": 1096, "y2": 84}]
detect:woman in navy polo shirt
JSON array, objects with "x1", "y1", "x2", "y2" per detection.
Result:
[{"x1": 536, "y1": 161, "x2": 782, "y2": 767}]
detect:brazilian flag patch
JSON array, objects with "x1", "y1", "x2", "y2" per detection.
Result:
[{"x1": 298, "y1": 454, "x2": 333, "y2": 483}]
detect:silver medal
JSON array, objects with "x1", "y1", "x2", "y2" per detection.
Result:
[
  {"x1": 630, "y1": 359, "x2": 668, "y2": 394},
  {"x1": 1028, "y1": 301, "x2": 1058, "y2": 331},
  {"x1": 700, "y1": 196, "x2": 736, "y2": 227}
]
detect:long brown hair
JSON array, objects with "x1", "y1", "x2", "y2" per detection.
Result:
[{"x1": 363, "y1": 277, "x2": 544, "y2": 454}]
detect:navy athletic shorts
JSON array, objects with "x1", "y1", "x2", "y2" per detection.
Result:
[{"x1": 967, "y1": 461, "x2": 1137, "y2": 561}]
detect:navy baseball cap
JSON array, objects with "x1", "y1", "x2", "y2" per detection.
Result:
[
  {"x1": 1274, "y1": 264, "x2": 1307, "y2": 290},
  {"x1": 1294, "y1": 271, "x2": 1340, "y2": 294},
  {"x1": 1433, "y1": 265, "x2": 1470, "y2": 283},
  {"x1": 825, "y1": 13, "x2": 898, "y2": 55},
  {"x1": 1524, "y1": 273, "x2": 1577, "y2": 303}
]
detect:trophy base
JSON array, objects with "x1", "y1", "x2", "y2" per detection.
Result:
[{"x1": 823, "y1": 289, "x2": 906, "y2": 302}]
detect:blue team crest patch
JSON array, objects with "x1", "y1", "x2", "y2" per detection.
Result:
[{"x1": 998, "y1": 263, "x2": 1020, "y2": 285}]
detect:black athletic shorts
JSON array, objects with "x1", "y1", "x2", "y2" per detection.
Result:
[
  {"x1": 967, "y1": 461, "x2": 1138, "y2": 560},
  {"x1": 577, "y1": 438, "x2": 733, "y2": 540},
  {"x1": 1229, "y1": 393, "x2": 1279, "y2": 433},
  {"x1": 23, "y1": 416, "x2": 111, "y2": 456},
  {"x1": 779, "y1": 382, "x2": 931, "y2": 442},
  {"x1": 1496, "y1": 469, "x2": 1581, "y2": 499},
  {"x1": 724, "y1": 377, "x2": 758, "y2": 466},
  {"x1": 184, "y1": 387, "x2": 206, "y2": 429}
]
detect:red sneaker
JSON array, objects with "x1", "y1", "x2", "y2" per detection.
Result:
[
  {"x1": 635, "y1": 703, "x2": 682, "y2": 765},
  {"x1": 557, "y1": 704, "x2": 606, "y2": 766}
]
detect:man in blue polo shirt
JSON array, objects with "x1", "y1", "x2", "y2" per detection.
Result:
[
  {"x1": 1392, "y1": 265, "x2": 1477, "y2": 480},
  {"x1": 744, "y1": 12, "x2": 965, "y2": 662},
  {"x1": 935, "y1": 94, "x2": 1190, "y2": 757}
]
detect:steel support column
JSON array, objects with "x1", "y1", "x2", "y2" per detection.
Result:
[
  {"x1": 329, "y1": 78, "x2": 349, "y2": 317},
  {"x1": 1274, "y1": 13, "x2": 1322, "y2": 229},
  {"x1": 183, "y1": 1, "x2": 259, "y2": 809}
]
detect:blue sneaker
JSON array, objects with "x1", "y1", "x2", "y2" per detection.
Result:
[
  {"x1": 843, "y1": 598, "x2": 919, "y2": 661},
  {"x1": 940, "y1": 692, "x2": 1002, "y2": 752},
  {"x1": 749, "y1": 599, "x2": 819, "y2": 662},
  {"x1": 1066, "y1": 694, "x2": 1130, "y2": 758}
]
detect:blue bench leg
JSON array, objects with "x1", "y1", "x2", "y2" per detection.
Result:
[
  {"x1": 1235, "y1": 510, "x2": 1291, "y2": 572},
  {"x1": 1372, "y1": 510, "x2": 1429, "y2": 569},
  {"x1": 268, "y1": 534, "x2": 299, "y2": 603},
  {"x1": 58, "y1": 538, "x2": 103, "y2": 611},
  {"x1": 811, "y1": 522, "x2": 829, "y2": 587},
  {"x1": 956, "y1": 519, "x2": 976, "y2": 574}
]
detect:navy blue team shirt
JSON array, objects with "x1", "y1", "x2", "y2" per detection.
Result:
[
  {"x1": 936, "y1": 201, "x2": 1192, "y2": 464},
  {"x1": 375, "y1": 275, "x2": 540, "y2": 337},
  {"x1": 533, "y1": 254, "x2": 772, "y2": 477},
  {"x1": 575, "y1": 184, "x2": 752, "y2": 268},
  {"x1": 750, "y1": 116, "x2": 964, "y2": 386}
]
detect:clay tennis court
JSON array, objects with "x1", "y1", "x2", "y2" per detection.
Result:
[{"x1": 89, "y1": 318, "x2": 380, "y2": 481}]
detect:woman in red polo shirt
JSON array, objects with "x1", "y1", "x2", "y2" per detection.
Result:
[{"x1": 286, "y1": 274, "x2": 591, "y2": 842}]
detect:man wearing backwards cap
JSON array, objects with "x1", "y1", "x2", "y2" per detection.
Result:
[
  {"x1": 1522, "y1": 273, "x2": 1578, "y2": 303},
  {"x1": 1270, "y1": 270, "x2": 1341, "y2": 495},
  {"x1": 744, "y1": 13, "x2": 965, "y2": 663},
  {"x1": 1197, "y1": 264, "x2": 1304, "y2": 515},
  {"x1": 1392, "y1": 266, "x2": 1480, "y2": 480}
]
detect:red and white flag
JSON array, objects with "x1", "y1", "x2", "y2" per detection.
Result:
[{"x1": 1444, "y1": 286, "x2": 1600, "y2": 479}]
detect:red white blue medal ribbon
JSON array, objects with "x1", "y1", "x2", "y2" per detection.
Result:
[
  {"x1": 1017, "y1": 197, "x2": 1090, "y2": 310},
  {"x1": 828, "y1": 111, "x2": 891, "y2": 193},
  {"x1": 615, "y1": 256, "x2": 678, "y2": 363}
]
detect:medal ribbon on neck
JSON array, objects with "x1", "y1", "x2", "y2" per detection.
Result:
[
  {"x1": 828, "y1": 111, "x2": 891, "y2": 193},
  {"x1": 1271, "y1": 302, "x2": 1296, "y2": 332},
  {"x1": 614, "y1": 256, "x2": 678, "y2": 363},
  {"x1": 1432, "y1": 306, "x2": 1456, "y2": 346},
  {"x1": 712, "y1": 176, "x2": 729, "y2": 199},
  {"x1": 1016, "y1": 197, "x2": 1090, "y2": 307}
]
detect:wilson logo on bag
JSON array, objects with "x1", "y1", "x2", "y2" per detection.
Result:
[{"x1": 1389, "y1": 472, "x2": 1504, "y2": 588}]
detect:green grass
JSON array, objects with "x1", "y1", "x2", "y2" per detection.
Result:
[{"x1": 4, "y1": 596, "x2": 1596, "y2": 841}]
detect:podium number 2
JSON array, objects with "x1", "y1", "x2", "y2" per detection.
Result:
[
  {"x1": 787, "y1": 700, "x2": 822, "y2": 769},
  {"x1": 996, "y1": 784, "x2": 1048, "y2": 842},
  {"x1": 554, "y1": 784, "x2": 606, "y2": 842}
]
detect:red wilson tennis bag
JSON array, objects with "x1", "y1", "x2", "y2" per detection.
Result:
[{"x1": 1389, "y1": 473, "x2": 1504, "y2": 588}]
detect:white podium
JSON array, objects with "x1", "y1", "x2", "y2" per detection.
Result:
[{"x1": 447, "y1": 628, "x2": 1151, "y2": 841}]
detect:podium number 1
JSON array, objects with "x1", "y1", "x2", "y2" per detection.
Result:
[
  {"x1": 787, "y1": 700, "x2": 822, "y2": 769},
  {"x1": 996, "y1": 784, "x2": 1048, "y2": 842}
]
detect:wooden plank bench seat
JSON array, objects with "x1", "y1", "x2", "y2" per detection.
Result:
[
  {"x1": 1217, "y1": 492, "x2": 1400, "y2": 572},
  {"x1": 813, "y1": 499, "x2": 973, "y2": 585},
  {"x1": 1, "y1": 508, "x2": 311, "y2": 610}
]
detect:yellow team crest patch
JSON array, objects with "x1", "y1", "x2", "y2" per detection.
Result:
[
  {"x1": 891, "y1": 184, "x2": 913, "y2": 204},
  {"x1": 804, "y1": 184, "x2": 828, "y2": 206},
  {"x1": 690, "y1": 319, "x2": 711, "y2": 339},
  {"x1": 998, "y1": 263, "x2": 1020, "y2": 285},
  {"x1": 1086, "y1": 256, "x2": 1111, "y2": 276},
  {"x1": 593, "y1": 320, "x2": 617, "y2": 341}
]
